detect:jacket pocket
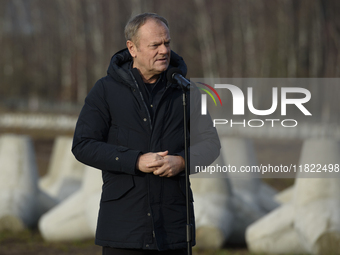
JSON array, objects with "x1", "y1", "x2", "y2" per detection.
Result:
[{"x1": 101, "y1": 174, "x2": 134, "y2": 202}]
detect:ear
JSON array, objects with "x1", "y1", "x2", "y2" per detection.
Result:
[{"x1": 127, "y1": 40, "x2": 137, "y2": 58}]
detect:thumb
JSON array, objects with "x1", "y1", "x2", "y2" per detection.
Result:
[{"x1": 156, "y1": 150, "x2": 169, "y2": 157}]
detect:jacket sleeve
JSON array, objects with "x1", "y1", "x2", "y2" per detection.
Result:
[
  {"x1": 72, "y1": 79, "x2": 141, "y2": 175},
  {"x1": 176, "y1": 85, "x2": 221, "y2": 174}
]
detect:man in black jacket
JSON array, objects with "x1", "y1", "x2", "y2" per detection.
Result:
[{"x1": 72, "y1": 13, "x2": 220, "y2": 255}]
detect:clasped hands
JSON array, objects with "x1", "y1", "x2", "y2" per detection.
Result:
[{"x1": 136, "y1": 151, "x2": 185, "y2": 177}]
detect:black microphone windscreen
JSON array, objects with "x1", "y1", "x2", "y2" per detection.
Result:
[{"x1": 166, "y1": 68, "x2": 183, "y2": 83}]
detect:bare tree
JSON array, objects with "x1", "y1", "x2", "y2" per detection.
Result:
[
  {"x1": 86, "y1": 0, "x2": 105, "y2": 81},
  {"x1": 0, "y1": 0, "x2": 339, "y2": 119},
  {"x1": 194, "y1": 0, "x2": 218, "y2": 77}
]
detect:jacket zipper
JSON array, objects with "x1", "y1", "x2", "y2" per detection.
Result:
[
  {"x1": 129, "y1": 70, "x2": 156, "y2": 248},
  {"x1": 153, "y1": 81, "x2": 172, "y2": 208},
  {"x1": 152, "y1": 80, "x2": 172, "y2": 125},
  {"x1": 129, "y1": 72, "x2": 174, "y2": 250},
  {"x1": 129, "y1": 70, "x2": 153, "y2": 131}
]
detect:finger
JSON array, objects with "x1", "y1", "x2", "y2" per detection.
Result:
[
  {"x1": 160, "y1": 168, "x2": 175, "y2": 177},
  {"x1": 153, "y1": 166, "x2": 167, "y2": 176},
  {"x1": 156, "y1": 150, "x2": 168, "y2": 157},
  {"x1": 147, "y1": 159, "x2": 165, "y2": 168},
  {"x1": 159, "y1": 171, "x2": 168, "y2": 177},
  {"x1": 154, "y1": 154, "x2": 163, "y2": 161}
]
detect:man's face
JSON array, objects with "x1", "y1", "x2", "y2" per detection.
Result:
[{"x1": 128, "y1": 19, "x2": 171, "y2": 82}]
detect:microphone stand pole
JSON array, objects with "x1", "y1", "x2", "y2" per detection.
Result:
[{"x1": 181, "y1": 86, "x2": 192, "y2": 255}]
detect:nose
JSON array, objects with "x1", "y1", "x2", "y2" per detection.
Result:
[{"x1": 159, "y1": 43, "x2": 169, "y2": 55}]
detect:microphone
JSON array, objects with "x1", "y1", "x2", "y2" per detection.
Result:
[{"x1": 166, "y1": 68, "x2": 191, "y2": 91}]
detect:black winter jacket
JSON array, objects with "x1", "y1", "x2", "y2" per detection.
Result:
[{"x1": 72, "y1": 49, "x2": 220, "y2": 251}]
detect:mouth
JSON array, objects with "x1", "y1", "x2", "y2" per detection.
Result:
[{"x1": 156, "y1": 57, "x2": 168, "y2": 62}]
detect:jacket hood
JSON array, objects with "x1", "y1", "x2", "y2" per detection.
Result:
[{"x1": 107, "y1": 48, "x2": 187, "y2": 87}]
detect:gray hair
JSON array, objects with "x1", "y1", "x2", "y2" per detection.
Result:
[{"x1": 124, "y1": 13, "x2": 169, "y2": 45}]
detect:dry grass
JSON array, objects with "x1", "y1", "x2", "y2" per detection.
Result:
[{"x1": 0, "y1": 230, "x2": 308, "y2": 255}]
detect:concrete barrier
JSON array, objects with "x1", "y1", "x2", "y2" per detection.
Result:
[
  {"x1": 246, "y1": 203, "x2": 307, "y2": 254},
  {"x1": 192, "y1": 155, "x2": 234, "y2": 248},
  {"x1": 39, "y1": 166, "x2": 102, "y2": 241},
  {"x1": 246, "y1": 139, "x2": 340, "y2": 255},
  {"x1": 294, "y1": 139, "x2": 340, "y2": 254},
  {"x1": 39, "y1": 136, "x2": 86, "y2": 201},
  {"x1": 222, "y1": 138, "x2": 278, "y2": 212},
  {"x1": 192, "y1": 137, "x2": 278, "y2": 248},
  {"x1": 0, "y1": 134, "x2": 57, "y2": 231}
]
